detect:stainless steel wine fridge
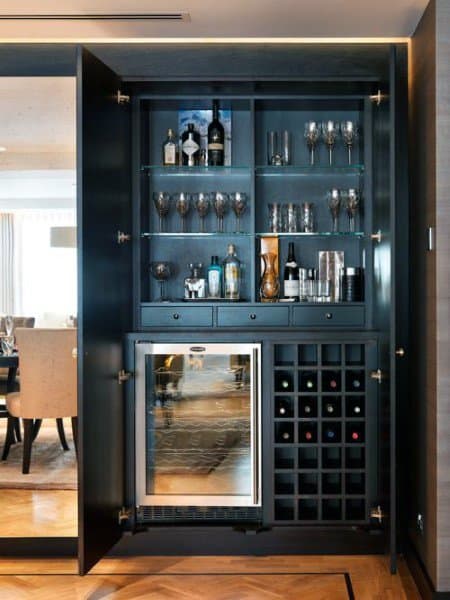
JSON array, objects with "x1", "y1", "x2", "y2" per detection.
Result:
[{"x1": 135, "y1": 342, "x2": 261, "y2": 515}]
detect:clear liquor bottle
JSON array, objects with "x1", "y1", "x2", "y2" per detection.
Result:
[{"x1": 222, "y1": 243, "x2": 241, "y2": 300}]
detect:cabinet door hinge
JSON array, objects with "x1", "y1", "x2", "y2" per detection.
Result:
[
  {"x1": 118, "y1": 506, "x2": 132, "y2": 524},
  {"x1": 371, "y1": 230, "x2": 382, "y2": 244},
  {"x1": 370, "y1": 369, "x2": 384, "y2": 384},
  {"x1": 117, "y1": 230, "x2": 131, "y2": 244},
  {"x1": 370, "y1": 89, "x2": 386, "y2": 106},
  {"x1": 118, "y1": 369, "x2": 132, "y2": 384},
  {"x1": 370, "y1": 505, "x2": 385, "y2": 524},
  {"x1": 117, "y1": 90, "x2": 130, "y2": 105}
]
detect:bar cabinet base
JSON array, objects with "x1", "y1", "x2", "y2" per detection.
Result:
[{"x1": 109, "y1": 526, "x2": 386, "y2": 557}]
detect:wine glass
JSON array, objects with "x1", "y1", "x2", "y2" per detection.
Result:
[
  {"x1": 326, "y1": 189, "x2": 341, "y2": 233},
  {"x1": 341, "y1": 120, "x2": 358, "y2": 165},
  {"x1": 304, "y1": 121, "x2": 321, "y2": 166},
  {"x1": 194, "y1": 192, "x2": 210, "y2": 233},
  {"x1": 174, "y1": 192, "x2": 191, "y2": 233},
  {"x1": 213, "y1": 192, "x2": 229, "y2": 233},
  {"x1": 230, "y1": 192, "x2": 247, "y2": 233},
  {"x1": 152, "y1": 192, "x2": 171, "y2": 233},
  {"x1": 150, "y1": 261, "x2": 172, "y2": 302},
  {"x1": 4, "y1": 315, "x2": 13, "y2": 337},
  {"x1": 345, "y1": 188, "x2": 360, "y2": 232},
  {"x1": 322, "y1": 120, "x2": 340, "y2": 166}
]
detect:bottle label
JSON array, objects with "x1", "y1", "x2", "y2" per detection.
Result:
[
  {"x1": 224, "y1": 264, "x2": 239, "y2": 297},
  {"x1": 208, "y1": 270, "x2": 221, "y2": 298},
  {"x1": 284, "y1": 280, "x2": 299, "y2": 297},
  {"x1": 285, "y1": 261, "x2": 297, "y2": 268},
  {"x1": 182, "y1": 138, "x2": 199, "y2": 156},
  {"x1": 208, "y1": 142, "x2": 224, "y2": 151},
  {"x1": 164, "y1": 144, "x2": 176, "y2": 164}
]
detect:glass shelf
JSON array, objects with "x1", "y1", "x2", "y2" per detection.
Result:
[
  {"x1": 256, "y1": 232, "x2": 365, "y2": 238},
  {"x1": 255, "y1": 165, "x2": 364, "y2": 176},
  {"x1": 141, "y1": 165, "x2": 251, "y2": 176},
  {"x1": 141, "y1": 232, "x2": 253, "y2": 238}
]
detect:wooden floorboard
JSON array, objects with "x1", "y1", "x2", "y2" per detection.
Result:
[{"x1": 0, "y1": 555, "x2": 422, "y2": 599}]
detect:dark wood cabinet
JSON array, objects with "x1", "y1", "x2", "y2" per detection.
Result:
[{"x1": 0, "y1": 42, "x2": 410, "y2": 577}]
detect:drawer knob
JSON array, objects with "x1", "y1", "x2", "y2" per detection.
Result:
[
  {"x1": 325, "y1": 312, "x2": 333, "y2": 320},
  {"x1": 249, "y1": 313, "x2": 257, "y2": 320},
  {"x1": 172, "y1": 313, "x2": 180, "y2": 320}
]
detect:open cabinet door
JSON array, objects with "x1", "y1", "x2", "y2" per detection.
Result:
[
  {"x1": 372, "y1": 45, "x2": 408, "y2": 574},
  {"x1": 76, "y1": 47, "x2": 131, "y2": 574}
]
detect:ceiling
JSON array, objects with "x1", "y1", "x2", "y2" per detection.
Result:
[
  {"x1": 0, "y1": 0, "x2": 428, "y2": 40},
  {"x1": 0, "y1": 77, "x2": 75, "y2": 171}
]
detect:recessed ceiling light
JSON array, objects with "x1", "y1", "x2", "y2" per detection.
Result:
[{"x1": 0, "y1": 147, "x2": 6, "y2": 152}]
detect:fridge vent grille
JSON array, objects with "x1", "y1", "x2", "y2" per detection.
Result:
[{"x1": 138, "y1": 505, "x2": 262, "y2": 523}]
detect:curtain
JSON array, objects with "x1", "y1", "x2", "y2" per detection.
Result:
[
  {"x1": 12, "y1": 209, "x2": 77, "y2": 325},
  {"x1": 0, "y1": 213, "x2": 15, "y2": 314}
]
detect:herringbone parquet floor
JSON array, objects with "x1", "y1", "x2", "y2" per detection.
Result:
[{"x1": 0, "y1": 555, "x2": 421, "y2": 599}]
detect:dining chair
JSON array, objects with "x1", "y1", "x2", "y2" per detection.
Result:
[
  {"x1": 0, "y1": 316, "x2": 35, "y2": 444},
  {"x1": 1, "y1": 328, "x2": 77, "y2": 474}
]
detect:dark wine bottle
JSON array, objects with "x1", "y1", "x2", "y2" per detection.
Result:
[
  {"x1": 347, "y1": 423, "x2": 364, "y2": 443},
  {"x1": 299, "y1": 422, "x2": 316, "y2": 443},
  {"x1": 299, "y1": 371, "x2": 317, "y2": 392},
  {"x1": 207, "y1": 100, "x2": 225, "y2": 166},
  {"x1": 276, "y1": 423, "x2": 293, "y2": 443},
  {"x1": 322, "y1": 424, "x2": 341, "y2": 443},
  {"x1": 275, "y1": 371, "x2": 293, "y2": 392},
  {"x1": 275, "y1": 398, "x2": 293, "y2": 417},
  {"x1": 181, "y1": 122, "x2": 201, "y2": 166},
  {"x1": 322, "y1": 370, "x2": 341, "y2": 391},
  {"x1": 283, "y1": 242, "x2": 299, "y2": 300},
  {"x1": 325, "y1": 403, "x2": 335, "y2": 415},
  {"x1": 346, "y1": 371, "x2": 363, "y2": 391}
]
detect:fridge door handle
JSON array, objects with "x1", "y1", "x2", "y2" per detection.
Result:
[{"x1": 252, "y1": 347, "x2": 260, "y2": 505}]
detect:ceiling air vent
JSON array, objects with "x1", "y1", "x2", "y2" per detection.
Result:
[{"x1": 0, "y1": 13, "x2": 190, "y2": 21}]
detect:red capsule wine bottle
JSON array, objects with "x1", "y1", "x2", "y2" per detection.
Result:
[{"x1": 207, "y1": 100, "x2": 225, "y2": 166}]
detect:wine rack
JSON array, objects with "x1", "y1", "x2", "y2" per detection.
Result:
[{"x1": 272, "y1": 341, "x2": 376, "y2": 524}]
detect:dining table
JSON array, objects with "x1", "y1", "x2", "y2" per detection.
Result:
[{"x1": 0, "y1": 352, "x2": 19, "y2": 393}]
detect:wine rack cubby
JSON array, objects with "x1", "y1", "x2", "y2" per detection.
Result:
[{"x1": 272, "y1": 341, "x2": 376, "y2": 524}]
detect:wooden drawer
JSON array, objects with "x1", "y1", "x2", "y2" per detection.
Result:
[
  {"x1": 292, "y1": 305, "x2": 365, "y2": 327},
  {"x1": 217, "y1": 306, "x2": 289, "y2": 327},
  {"x1": 141, "y1": 306, "x2": 213, "y2": 328}
]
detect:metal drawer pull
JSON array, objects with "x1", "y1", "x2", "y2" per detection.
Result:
[
  {"x1": 249, "y1": 313, "x2": 257, "y2": 320},
  {"x1": 325, "y1": 312, "x2": 332, "y2": 319},
  {"x1": 172, "y1": 313, "x2": 180, "y2": 320}
]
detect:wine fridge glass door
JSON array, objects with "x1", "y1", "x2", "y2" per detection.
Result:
[{"x1": 135, "y1": 342, "x2": 261, "y2": 507}]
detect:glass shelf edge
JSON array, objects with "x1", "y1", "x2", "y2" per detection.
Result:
[
  {"x1": 141, "y1": 232, "x2": 253, "y2": 238},
  {"x1": 256, "y1": 232, "x2": 365, "y2": 238}
]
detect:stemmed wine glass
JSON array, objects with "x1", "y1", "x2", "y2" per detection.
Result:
[
  {"x1": 341, "y1": 121, "x2": 358, "y2": 165},
  {"x1": 174, "y1": 192, "x2": 191, "y2": 233},
  {"x1": 213, "y1": 192, "x2": 229, "y2": 233},
  {"x1": 152, "y1": 192, "x2": 171, "y2": 233},
  {"x1": 304, "y1": 121, "x2": 321, "y2": 166},
  {"x1": 322, "y1": 120, "x2": 340, "y2": 166},
  {"x1": 150, "y1": 261, "x2": 172, "y2": 302},
  {"x1": 230, "y1": 192, "x2": 247, "y2": 233},
  {"x1": 326, "y1": 189, "x2": 341, "y2": 233},
  {"x1": 345, "y1": 188, "x2": 360, "y2": 232},
  {"x1": 194, "y1": 192, "x2": 210, "y2": 233}
]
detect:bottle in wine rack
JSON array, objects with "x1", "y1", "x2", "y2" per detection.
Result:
[
  {"x1": 275, "y1": 398, "x2": 293, "y2": 418},
  {"x1": 299, "y1": 423, "x2": 317, "y2": 443},
  {"x1": 299, "y1": 371, "x2": 317, "y2": 392},
  {"x1": 276, "y1": 423, "x2": 294, "y2": 443},
  {"x1": 322, "y1": 370, "x2": 341, "y2": 392},
  {"x1": 207, "y1": 100, "x2": 225, "y2": 166},
  {"x1": 322, "y1": 423, "x2": 341, "y2": 443},
  {"x1": 275, "y1": 371, "x2": 293, "y2": 392},
  {"x1": 346, "y1": 371, "x2": 364, "y2": 391},
  {"x1": 346, "y1": 423, "x2": 364, "y2": 443},
  {"x1": 283, "y1": 242, "x2": 299, "y2": 300},
  {"x1": 299, "y1": 398, "x2": 316, "y2": 417}
]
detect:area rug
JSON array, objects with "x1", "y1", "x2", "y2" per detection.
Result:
[{"x1": 0, "y1": 422, "x2": 77, "y2": 490}]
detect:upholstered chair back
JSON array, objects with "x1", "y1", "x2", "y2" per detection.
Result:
[
  {"x1": 11, "y1": 328, "x2": 77, "y2": 419},
  {"x1": 0, "y1": 316, "x2": 35, "y2": 333}
]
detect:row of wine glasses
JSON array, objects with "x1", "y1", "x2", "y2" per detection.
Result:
[
  {"x1": 305, "y1": 120, "x2": 359, "y2": 166},
  {"x1": 153, "y1": 191, "x2": 248, "y2": 233},
  {"x1": 327, "y1": 188, "x2": 360, "y2": 232}
]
